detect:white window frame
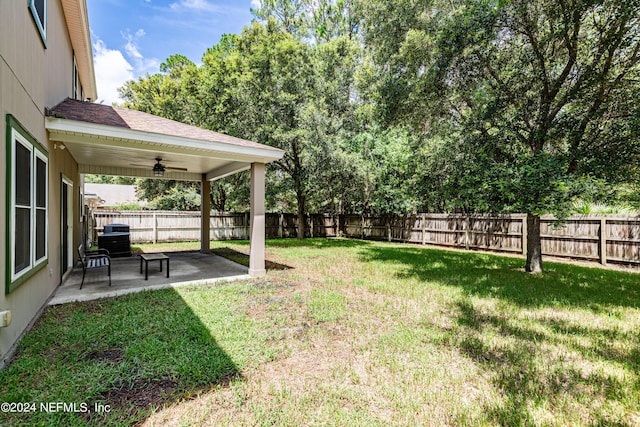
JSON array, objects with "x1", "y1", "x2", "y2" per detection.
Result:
[
  {"x1": 9, "y1": 124, "x2": 49, "y2": 288},
  {"x1": 34, "y1": 149, "x2": 49, "y2": 263},
  {"x1": 29, "y1": 0, "x2": 47, "y2": 47}
]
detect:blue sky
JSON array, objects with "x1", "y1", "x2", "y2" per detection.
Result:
[{"x1": 87, "y1": 0, "x2": 258, "y2": 104}]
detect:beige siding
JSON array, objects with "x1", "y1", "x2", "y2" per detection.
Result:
[
  {"x1": 0, "y1": 0, "x2": 81, "y2": 365},
  {"x1": 0, "y1": 1, "x2": 47, "y2": 117},
  {"x1": 46, "y1": 0, "x2": 76, "y2": 107}
]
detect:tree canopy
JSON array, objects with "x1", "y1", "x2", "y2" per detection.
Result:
[
  {"x1": 116, "y1": 0, "x2": 640, "y2": 271},
  {"x1": 359, "y1": 0, "x2": 640, "y2": 271}
]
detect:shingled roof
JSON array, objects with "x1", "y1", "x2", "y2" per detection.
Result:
[{"x1": 48, "y1": 98, "x2": 280, "y2": 153}]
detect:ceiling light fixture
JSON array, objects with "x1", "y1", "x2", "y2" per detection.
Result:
[{"x1": 153, "y1": 158, "x2": 165, "y2": 177}]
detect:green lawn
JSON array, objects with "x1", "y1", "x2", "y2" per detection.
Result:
[{"x1": 1, "y1": 238, "x2": 639, "y2": 426}]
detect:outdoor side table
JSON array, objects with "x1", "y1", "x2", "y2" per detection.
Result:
[{"x1": 139, "y1": 253, "x2": 170, "y2": 280}]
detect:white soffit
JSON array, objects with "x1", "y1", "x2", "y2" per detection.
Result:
[{"x1": 46, "y1": 117, "x2": 283, "y2": 181}]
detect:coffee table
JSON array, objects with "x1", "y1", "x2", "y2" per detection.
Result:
[{"x1": 139, "y1": 253, "x2": 170, "y2": 280}]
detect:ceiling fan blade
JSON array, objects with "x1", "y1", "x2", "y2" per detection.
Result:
[{"x1": 165, "y1": 166, "x2": 189, "y2": 171}]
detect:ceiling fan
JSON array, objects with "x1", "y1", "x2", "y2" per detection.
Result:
[{"x1": 130, "y1": 157, "x2": 188, "y2": 177}]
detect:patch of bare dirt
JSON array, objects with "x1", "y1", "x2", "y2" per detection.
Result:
[
  {"x1": 83, "y1": 348, "x2": 124, "y2": 363},
  {"x1": 141, "y1": 332, "x2": 394, "y2": 426},
  {"x1": 87, "y1": 373, "x2": 239, "y2": 425},
  {"x1": 105, "y1": 378, "x2": 180, "y2": 410}
]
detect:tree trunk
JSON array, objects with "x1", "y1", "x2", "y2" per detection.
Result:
[
  {"x1": 525, "y1": 213, "x2": 543, "y2": 273},
  {"x1": 210, "y1": 186, "x2": 226, "y2": 212},
  {"x1": 297, "y1": 194, "x2": 306, "y2": 240}
]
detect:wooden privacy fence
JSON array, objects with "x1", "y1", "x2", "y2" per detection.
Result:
[
  {"x1": 339, "y1": 214, "x2": 640, "y2": 266},
  {"x1": 93, "y1": 211, "x2": 251, "y2": 243},
  {"x1": 93, "y1": 211, "x2": 640, "y2": 267}
]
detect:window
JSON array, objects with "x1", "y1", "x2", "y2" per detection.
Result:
[
  {"x1": 29, "y1": 0, "x2": 47, "y2": 46},
  {"x1": 73, "y1": 55, "x2": 79, "y2": 99},
  {"x1": 73, "y1": 55, "x2": 84, "y2": 100},
  {"x1": 6, "y1": 115, "x2": 48, "y2": 293}
]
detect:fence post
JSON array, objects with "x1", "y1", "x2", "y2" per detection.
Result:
[
  {"x1": 387, "y1": 217, "x2": 392, "y2": 242},
  {"x1": 278, "y1": 213, "x2": 284, "y2": 238},
  {"x1": 422, "y1": 214, "x2": 427, "y2": 245},
  {"x1": 309, "y1": 215, "x2": 314, "y2": 238},
  {"x1": 521, "y1": 214, "x2": 528, "y2": 257},
  {"x1": 153, "y1": 212, "x2": 158, "y2": 244},
  {"x1": 464, "y1": 215, "x2": 470, "y2": 250},
  {"x1": 600, "y1": 217, "x2": 607, "y2": 265},
  {"x1": 361, "y1": 215, "x2": 365, "y2": 240}
]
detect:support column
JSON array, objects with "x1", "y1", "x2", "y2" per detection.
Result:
[
  {"x1": 249, "y1": 163, "x2": 266, "y2": 276},
  {"x1": 200, "y1": 175, "x2": 211, "y2": 254}
]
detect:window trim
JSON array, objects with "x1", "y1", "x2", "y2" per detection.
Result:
[
  {"x1": 29, "y1": 0, "x2": 47, "y2": 48},
  {"x1": 5, "y1": 115, "x2": 49, "y2": 294},
  {"x1": 34, "y1": 149, "x2": 48, "y2": 263}
]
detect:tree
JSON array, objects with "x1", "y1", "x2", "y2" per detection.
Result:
[
  {"x1": 215, "y1": 22, "x2": 317, "y2": 238},
  {"x1": 252, "y1": 0, "x2": 359, "y2": 42},
  {"x1": 360, "y1": 0, "x2": 640, "y2": 272},
  {"x1": 345, "y1": 127, "x2": 419, "y2": 215},
  {"x1": 210, "y1": 172, "x2": 251, "y2": 212},
  {"x1": 196, "y1": 21, "x2": 365, "y2": 237},
  {"x1": 251, "y1": 0, "x2": 310, "y2": 36},
  {"x1": 84, "y1": 175, "x2": 136, "y2": 185},
  {"x1": 147, "y1": 186, "x2": 201, "y2": 211},
  {"x1": 119, "y1": 54, "x2": 198, "y2": 124}
]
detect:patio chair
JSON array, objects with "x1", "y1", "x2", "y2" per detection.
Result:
[{"x1": 77, "y1": 245, "x2": 111, "y2": 289}]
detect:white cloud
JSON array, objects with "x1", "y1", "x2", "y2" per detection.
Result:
[
  {"x1": 123, "y1": 29, "x2": 145, "y2": 60},
  {"x1": 121, "y1": 29, "x2": 160, "y2": 73},
  {"x1": 251, "y1": 0, "x2": 261, "y2": 7},
  {"x1": 93, "y1": 39, "x2": 134, "y2": 105},
  {"x1": 93, "y1": 29, "x2": 161, "y2": 105}
]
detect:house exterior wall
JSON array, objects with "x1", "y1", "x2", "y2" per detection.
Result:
[{"x1": 0, "y1": 0, "x2": 85, "y2": 365}]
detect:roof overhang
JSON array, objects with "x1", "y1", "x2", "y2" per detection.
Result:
[
  {"x1": 46, "y1": 117, "x2": 284, "y2": 181},
  {"x1": 60, "y1": 0, "x2": 97, "y2": 100}
]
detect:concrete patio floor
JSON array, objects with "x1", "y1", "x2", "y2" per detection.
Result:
[{"x1": 49, "y1": 251, "x2": 250, "y2": 305}]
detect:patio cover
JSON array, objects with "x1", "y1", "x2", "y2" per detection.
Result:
[{"x1": 45, "y1": 98, "x2": 285, "y2": 276}]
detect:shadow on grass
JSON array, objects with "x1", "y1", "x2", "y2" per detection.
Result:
[
  {"x1": 267, "y1": 237, "x2": 373, "y2": 249},
  {"x1": 221, "y1": 237, "x2": 374, "y2": 250},
  {"x1": 357, "y1": 242, "x2": 640, "y2": 425},
  {"x1": 455, "y1": 299, "x2": 637, "y2": 425},
  {"x1": 0, "y1": 288, "x2": 244, "y2": 426},
  {"x1": 212, "y1": 247, "x2": 292, "y2": 271},
  {"x1": 358, "y1": 244, "x2": 640, "y2": 309}
]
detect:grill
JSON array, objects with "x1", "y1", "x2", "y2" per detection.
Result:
[{"x1": 98, "y1": 223, "x2": 132, "y2": 257}]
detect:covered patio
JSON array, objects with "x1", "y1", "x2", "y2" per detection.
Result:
[
  {"x1": 46, "y1": 98, "x2": 284, "y2": 285},
  {"x1": 45, "y1": 99, "x2": 284, "y2": 304},
  {"x1": 49, "y1": 251, "x2": 249, "y2": 305}
]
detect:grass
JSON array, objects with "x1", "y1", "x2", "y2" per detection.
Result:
[{"x1": 1, "y1": 238, "x2": 639, "y2": 426}]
